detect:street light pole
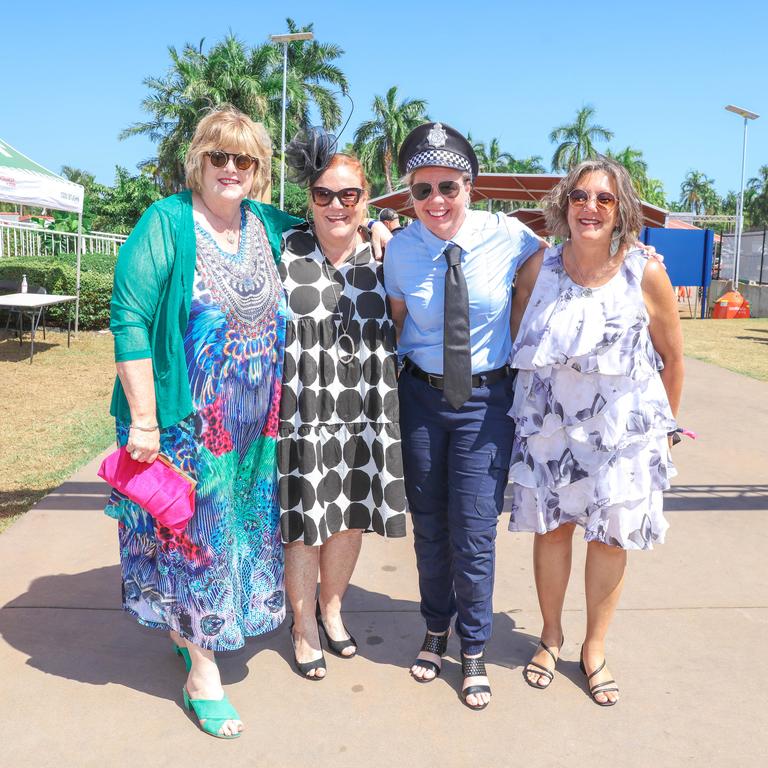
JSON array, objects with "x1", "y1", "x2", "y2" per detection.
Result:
[
  {"x1": 270, "y1": 31, "x2": 313, "y2": 210},
  {"x1": 725, "y1": 104, "x2": 759, "y2": 290}
]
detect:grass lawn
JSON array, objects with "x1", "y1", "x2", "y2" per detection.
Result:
[
  {"x1": 0, "y1": 330, "x2": 115, "y2": 533},
  {"x1": 681, "y1": 317, "x2": 768, "y2": 382}
]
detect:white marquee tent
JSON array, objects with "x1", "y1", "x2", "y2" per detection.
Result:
[{"x1": 0, "y1": 138, "x2": 85, "y2": 330}]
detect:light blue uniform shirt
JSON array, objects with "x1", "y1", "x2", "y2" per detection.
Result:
[{"x1": 384, "y1": 210, "x2": 542, "y2": 374}]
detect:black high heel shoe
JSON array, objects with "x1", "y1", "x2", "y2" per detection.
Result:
[
  {"x1": 410, "y1": 630, "x2": 449, "y2": 683},
  {"x1": 580, "y1": 645, "x2": 619, "y2": 706},
  {"x1": 315, "y1": 603, "x2": 357, "y2": 658},
  {"x1": 289, "y1": 621, "x2": 326, "y2": 681},
  {"x1": 522, "y1": 636, "x2": 564, "y2": 690},
  {"x1": 460, "y1": 652, "x2": 491, "y2": 711}
]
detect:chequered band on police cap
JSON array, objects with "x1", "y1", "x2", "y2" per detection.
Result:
[{"x1": 405, "y1": 149, "x2": 473, "y2": 175}]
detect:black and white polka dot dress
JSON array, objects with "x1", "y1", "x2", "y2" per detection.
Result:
[{"x1": 277, "y1": 225, "x2": 406, "y2": 546}]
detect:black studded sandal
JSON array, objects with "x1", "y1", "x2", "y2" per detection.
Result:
[
  {"x1": 460, "y1": 652, "x2": 491, "y2": 711},
  {"x1": 410, "y1": 630, "x2": 449, "y2": 683},
  {"x1": 316, "y1": 602, "x2": 357, "y2": 658},
  {"x1": 289, "y1": 622, "x2": 326, "y2": 681},
  {"x1": 580, "y1": 646, "x2": 619, "y2": 706},
  {"x1": 523, "y1": 636, "x2": 563, "y2": 690}
]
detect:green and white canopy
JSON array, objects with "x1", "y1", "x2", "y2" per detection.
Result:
[{"x1": 0, "y1": 138, "x2": 84, "y2": 213}]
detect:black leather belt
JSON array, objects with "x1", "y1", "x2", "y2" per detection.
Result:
[{"x1": 403, "y1": 357, "x2": 512, "y2": 390}]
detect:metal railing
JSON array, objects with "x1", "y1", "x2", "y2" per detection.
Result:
[{"x1": 0, "y1": 220, "x2": 127, "y2": 259}]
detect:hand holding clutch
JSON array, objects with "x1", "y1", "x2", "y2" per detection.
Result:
[{"x1": 98, "y1": 447, "x2": 195, "y2": 534}]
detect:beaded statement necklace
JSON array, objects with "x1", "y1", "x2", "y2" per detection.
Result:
[{"x1": 195, "y1": 209, "x2": 281, "y2": 329}]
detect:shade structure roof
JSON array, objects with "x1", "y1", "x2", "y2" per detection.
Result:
[
  {"x1": 0, "y1": 138, "x2": 84, "y2": 213},
  {"x1": 369, "y1": 173, "x2": 668, "y2": 236}
]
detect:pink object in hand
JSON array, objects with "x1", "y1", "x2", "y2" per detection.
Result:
[{"x1": 98, "y1": 447, "x2": 196, "y2": 534}]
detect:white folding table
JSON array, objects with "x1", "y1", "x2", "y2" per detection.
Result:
[{"x1": 0, "y1": 293, "x2": 77, "y2": 363}]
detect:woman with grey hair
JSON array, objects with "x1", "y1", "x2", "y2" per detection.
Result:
[{"x1": 508, "y1": 157, "x2": 684, "y2": 706}]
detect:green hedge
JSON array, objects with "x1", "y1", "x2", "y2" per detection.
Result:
[
  {"x1": 44, "y1": 250, "x2": 118, "y2": 275},
  {"x1": 0, "y1": 259, "x2": 112, "y2": 330}
]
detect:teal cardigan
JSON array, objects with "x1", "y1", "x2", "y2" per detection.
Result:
[{"x1": 109, "y1": 190, "x2": 301, "y2": 428}]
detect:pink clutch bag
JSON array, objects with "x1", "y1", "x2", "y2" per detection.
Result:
[{"x1": 98, "y1": 447, "x2": 196, "y2": 534}]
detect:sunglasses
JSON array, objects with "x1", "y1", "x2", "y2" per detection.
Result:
[
  {"x1": 567, "y1": 188, "x2": 617, "y2": 211},
  {"x1": 206, "y1": 150, "x2": 259, "y2": 171},
  {"x1": 310, "y1": 187, "x2": 364, "y2": 207},
  {"x1": 410, "y1": 180, "x2": 463, "y2": 202}
]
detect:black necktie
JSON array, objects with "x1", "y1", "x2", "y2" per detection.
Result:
[{"x1": 443, "y1": 243, "x2": 471, "y2": 409}]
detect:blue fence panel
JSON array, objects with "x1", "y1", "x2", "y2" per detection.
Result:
[{"x1": 640, "y1": 227, "x2": 715, "y2": 318}]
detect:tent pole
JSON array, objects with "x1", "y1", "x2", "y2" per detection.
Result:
[{"x1": 75, "y1": 212, "x2": 82, "y2": 335}]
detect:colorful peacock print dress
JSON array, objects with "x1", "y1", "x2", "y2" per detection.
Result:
[
  {"x1": 105, "y1": 206, "x2": 287, "y2": 650},
  {"x1": 507, "y1": 246, "x2": 677, "y2": 550}
]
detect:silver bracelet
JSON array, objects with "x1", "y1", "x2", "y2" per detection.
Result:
[{"x1": 130, "y1": 424, "x2": 159, "y2": 432}]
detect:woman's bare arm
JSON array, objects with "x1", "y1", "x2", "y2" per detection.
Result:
[
  {"x1": 115, "y1": 359, "x2": 160, "y2": 462},
  {"x1": 511, "y1": 249, "x2": 545, "y2": 342},
  {"x1": 642, "y1": 260, "x2": 684, "y2": 418}
]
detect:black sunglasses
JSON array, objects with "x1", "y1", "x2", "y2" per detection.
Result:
[
  {"x1": 310, "y1": 186, "x2": 364, "y2": 207},
  {"x1": 206, "y1": 150, "x2": 259, "y2": 171},
  {"x1": 410, "y1": 180, "x2": 463, "y2": 202},
  {"x1": 567, "y1": 188, "x2": 617, "y2": 211}
]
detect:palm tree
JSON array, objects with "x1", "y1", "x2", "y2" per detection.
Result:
[
  {"x1": 353, "y1": 86, "x2": 428, "y2": 192},
  {"x1": 746, "y1": 165, "x2": 768, "y2": 228},
  {"x1": 474, "y1": 138, "x2": 512, "y2": 173},
  {"x1": 120, "y1": 39, "x2": 213, "y2": 191},
  {"x1": 679, "y1": 171, "x2": 718, "y2": 215},
  {"x1": 606, "y1": 146, "x2": 647, "y2": 187},
  {"x1": 60, "y1": 166, "x2": 96, "y2": 190},
  {"x1": 120, "y1": 28, "x2": 348, "y2": 192},
  {"x1": 472, "y1": 138, "x2": 512, "y2": 211},
  {"x1": 640, "y1": 177, "x2": 666, "y2": 208},
  {"x1": 507, "y1": 156, "x2": 546, "y2": 174},
  {"x1": 274, "y1": 18, "x2": 349, "y2": 133},
  {"x1": 549, "y1": 106, "x2": 613, "y2": 172}
]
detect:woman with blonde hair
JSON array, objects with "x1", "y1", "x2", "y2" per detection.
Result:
[
  {"x1": 106, "y1": 105, "x2": 299, "y2": 737},
  {"x1": 509, "y1": 157, "x2": 684, "y2": 705}
]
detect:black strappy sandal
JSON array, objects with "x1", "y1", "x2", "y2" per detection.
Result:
[
  {"x1": 316, "y1": 603, "x2": 357, "y2": 658},
  {"x1": 289, "y1": 622, "x2": 326, "y2": 681},
  {"x1": 460, "y1": 653, "x2": 491, "y2": 711},
  {"x1": 580, "y1": 646, "x2": 619, "y2": 706},
  {"x1": 523, "y1": 637, "x2": 563, "y2": 690},
  {"x1": 410, "y1": 630, "x2": 449, "y2": 683}
]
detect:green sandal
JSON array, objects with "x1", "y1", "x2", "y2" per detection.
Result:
[
  {"x1": 182, "y1": 687, "x2": 242, "y2": 739},
  {"x1": 174, "y1": 644, "x2": 192, "y2": 673}
]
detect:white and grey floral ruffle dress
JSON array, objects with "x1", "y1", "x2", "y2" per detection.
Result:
[{"x1": 507, "y1": 245, "x2": 677, "y2": 550}]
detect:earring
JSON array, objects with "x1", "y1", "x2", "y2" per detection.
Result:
[{"x1": 609, "y1": 228, "x2": 621, "y2": 257}]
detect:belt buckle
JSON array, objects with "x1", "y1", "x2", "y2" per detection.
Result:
[{"x1": 427, "y1": 372, "x2": 442, "y2": 389}]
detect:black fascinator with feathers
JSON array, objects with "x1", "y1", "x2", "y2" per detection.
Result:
[{"x1": 285, "y1": 127, "x2": 338, "y2": 187}]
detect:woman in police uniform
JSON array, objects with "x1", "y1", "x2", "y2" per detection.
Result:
[{"x1": 384, "y1": 122, "x2": 547, "y2": 710}]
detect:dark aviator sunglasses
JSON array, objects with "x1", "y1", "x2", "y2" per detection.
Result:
[{"x1": 410, "y1": 180, "x2": 463, "y2": 202}]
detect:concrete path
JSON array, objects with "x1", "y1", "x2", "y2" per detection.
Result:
[{"x1": 1, "y1": 357, "x2": 766, "y2": 768}]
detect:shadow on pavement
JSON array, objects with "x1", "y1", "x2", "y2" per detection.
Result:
[
  {"x1": 665, "y1": 484, "x2": 768, "y2": 511},
  {"x1": 0, "y1": 566, "x2": 540, "y2": 701}
]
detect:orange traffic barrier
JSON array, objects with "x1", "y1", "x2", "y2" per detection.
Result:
[{"x1": 712, "y1": 289, "x2": 750, "y2": 319}]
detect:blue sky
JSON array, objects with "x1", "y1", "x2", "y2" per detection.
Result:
[{"x1": 2, "y1": 0, "x2": 766, "y2": 202}]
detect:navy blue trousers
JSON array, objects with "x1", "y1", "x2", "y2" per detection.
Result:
[{"x1": 399, "y1": 367, "x2": 515, "y2": 655}]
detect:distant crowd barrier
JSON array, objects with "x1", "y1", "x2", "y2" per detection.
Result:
[{"x1": 0, "y1": 220, "x2": 127, "y2": 260}]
